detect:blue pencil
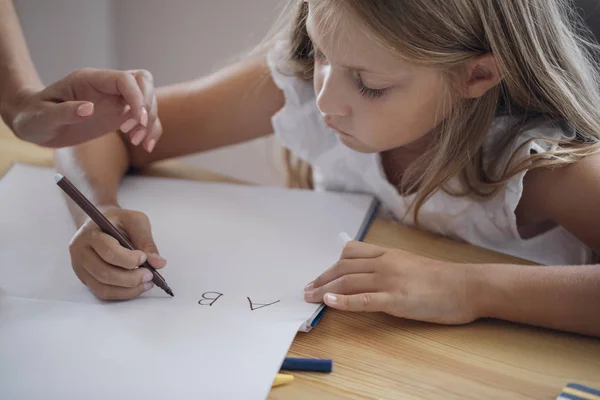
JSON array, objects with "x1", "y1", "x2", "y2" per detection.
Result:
[{"x1": 281, "y1": 357, "x2": 333, "y2": 373}]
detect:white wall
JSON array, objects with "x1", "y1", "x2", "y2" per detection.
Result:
[
  {"x1": 14, "y1": 0, "x2": 117, "y2": 83},
  {"x1": 114, "y1": 0, "x2": 282, "y2": 86},
  {"x1": 14, "y1": 0, "x2": 288, "y2": 186}
]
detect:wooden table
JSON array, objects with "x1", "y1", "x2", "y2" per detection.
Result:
[{"x1": 2, "y1": 123, "x2": 599, "y2": 399}]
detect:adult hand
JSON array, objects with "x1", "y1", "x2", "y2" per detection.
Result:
[{"x1": 2, "y1": 68, "x2": 162, "y2": 151}]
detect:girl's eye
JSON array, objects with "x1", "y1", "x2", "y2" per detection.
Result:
[{"x1": 352, "y1": 71, "x2": 389, "y2": 99}]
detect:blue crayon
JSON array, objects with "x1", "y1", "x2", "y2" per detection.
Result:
[{"x1": 281, "y1": 357, "x2": 333, "y2": 373}]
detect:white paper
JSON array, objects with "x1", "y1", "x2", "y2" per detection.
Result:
[{"x1": 0, "y1": 164, "x2": 376, "y2": 400}]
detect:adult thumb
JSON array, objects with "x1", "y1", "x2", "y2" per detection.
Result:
[
  {"x1": 121, "y1": 211, "x2": 167, "y2": 269},
  {"x1": 46, "y1": 101, "x2": 95, "y2": 128}
]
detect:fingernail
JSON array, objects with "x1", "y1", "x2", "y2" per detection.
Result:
[
  {"x1": 139, "y1": 252, "x2": 147, "y2": 265},
  {"x1": 147, "y1": 138, "x2": 156, "y2": 153},
  {"x1": 142, "y1": 270, "x2": 154, "y2": 283},
  {"x1": 304, "y1": 290, "x2": 315, "y2": 301},
  {"x1": 120, "y1": 118, "x2": 137, "y2": 133},
  {"x1": 131, "y1": 129, "x2": 145, "y2": 145},
  {"x1": 304, "y1": 282, "x2": 313, "y2": 292},
  {"x1": 77, "y1": 102, "x2": 94, "y2": 117},
  {"x1": 140, "y1": 107, "x2": 148, "y2": 127},
  {"x1": 144, "y1": 282, "x2": 154, "y2": 291},
  {"x1": 324, "y1": 293, "x2": 338, "y2": 305},
  {"x1": 150, "y1": 253, "x2": 166, "y2": 262}
]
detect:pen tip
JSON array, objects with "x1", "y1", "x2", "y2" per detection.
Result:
[
  {"x1": 54, "y1": 173, "x2": 63, "y2": 183},
  {"x1": 167, "y1": 288, "x2": 174, "y2": 297}
]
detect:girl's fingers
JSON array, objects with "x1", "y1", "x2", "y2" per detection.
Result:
[
  {"x1": 89, "y1": 231, "x2": 146, "y2": 269},
  {"x1": 76, "y1": 262, "x2": 153, "y2": 301},
  {"x1": 304, "y1": 273, "x2": 380, "y2": 303},
  {"x1": 340, "y1": 240, "x2": 385, "y2": 260},
  {"x1": 308, "y1": 258, "x2": 376, "y2": 290},
  {"x1": 323, "y1": 292, "x2": 391, "y2": 313},
  {"x1": 83, "y1": 249, "x2": 153, "y2": 289}
]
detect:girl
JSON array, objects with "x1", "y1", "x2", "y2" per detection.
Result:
[{"x1": 56, "y1": 0, "x2": 600, "y2": 337}]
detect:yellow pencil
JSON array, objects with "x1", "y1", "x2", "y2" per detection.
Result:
[{"x1": 272, "y1": 373, "x2": 294, "y2": 387}]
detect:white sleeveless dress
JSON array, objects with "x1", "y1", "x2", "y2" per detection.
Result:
[{"x1": 266, "y1": 40, "x2": 593, "y2": 266}]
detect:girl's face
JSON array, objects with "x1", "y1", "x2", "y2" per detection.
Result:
[{"x1": 306, "y1": 4, "x2": 454, "y2": 153}]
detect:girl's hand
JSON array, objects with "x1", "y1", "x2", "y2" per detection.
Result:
[
  {"x1": 304, "y1": 240, "x2": 481, "y2": 325},
  {"x1": 4, "y1": 68, "x2": 162, "y2": 150},
  {"x1": 68, "y1": 207, "x2": 167, "y2": 301}
]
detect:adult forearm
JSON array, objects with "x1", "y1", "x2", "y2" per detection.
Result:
[{"x1": 0, "y1": 0, "x2": 43, "y2": 126}]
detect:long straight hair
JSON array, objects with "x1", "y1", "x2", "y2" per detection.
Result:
[{"x1": 255, "y1": 0, "x2": 600, "y2": 225}]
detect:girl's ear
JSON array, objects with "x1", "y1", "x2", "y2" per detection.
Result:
[{"x1": 461, "y1": 54, "x2": 502, "y2": 99}]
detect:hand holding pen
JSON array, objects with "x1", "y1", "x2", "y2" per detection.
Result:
[{"x1": 55, "y1": 174, "x2": 173, "y2": 300}]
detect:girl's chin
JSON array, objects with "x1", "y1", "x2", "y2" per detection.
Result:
[{"x1": 336, "y1": 133, "x2": 377, "y2": 153}]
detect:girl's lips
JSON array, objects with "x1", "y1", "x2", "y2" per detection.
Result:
[{"x1": 325, "y1": 121, "x2": 351, "y2": 137}]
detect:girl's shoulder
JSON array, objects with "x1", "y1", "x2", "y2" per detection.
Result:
[
  {"x1": 460, "y1": 116, "x2": 595, "y2": 265},
  {"x1": 266, "y1": 40, "x2": 315, "y2": 108},
  {"x1": 482, "y1": 115, "x2": 577, "y2": 176},
  {"x1": 266, "y1": 40, "x2": 338, "y2": 163}
]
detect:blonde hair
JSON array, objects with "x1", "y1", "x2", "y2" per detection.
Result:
[{"x1": 259, "y1": 0, "x2": 600, "y2": 225}]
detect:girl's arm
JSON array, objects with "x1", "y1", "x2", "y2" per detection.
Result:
[
  {"x1": 126, "y1": 56, "x2": 284, "y2": 168},
  {"x1": 478, "y1": 150, "x2": 600, "y2": 336},
  {"x1": 472, "y1": 263, "x2": 600, "y2": 336},
  {"x1": 304, "y1": 153, "x2": 600, "y2": 337},
  {"x1": 54, "y1": 55, "x2": 284, "y2": 227},
  {"x1": 305, "y1": 243, "x2": 600, "y2": 337}
]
